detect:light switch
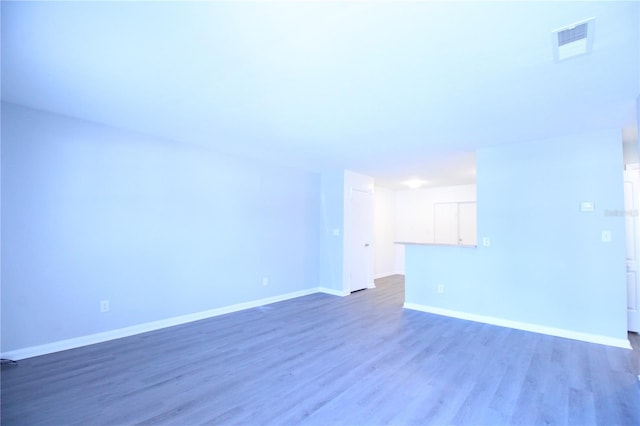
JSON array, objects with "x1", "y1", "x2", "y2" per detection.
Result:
[
  {"x1": 332, "y1": 228, "x2": 340, "y2": 236},
  {"x1": 482, "y1": 237, "x2": 491, "y2": 247},
  {"x1": 601, "y1": 230, "x2": 611, "y2": 242},
  {"x1": 580, "y1": 201, "x2": 595, "y2": 212}
]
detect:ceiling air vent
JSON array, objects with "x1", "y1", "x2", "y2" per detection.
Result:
[{"x1": 552, "y1": 18, "x2": 595, "y2": 62}]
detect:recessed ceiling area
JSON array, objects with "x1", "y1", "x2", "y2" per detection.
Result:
[{"x1": 1, "y1": 1, "x2": 638, "y2": 188}]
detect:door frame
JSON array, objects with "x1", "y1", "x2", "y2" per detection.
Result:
[
  {"x1": 624, "y1": 163, "x2": 640, "y2": 332},
  {"x1": 345, "y1": 188, "x2": 375, "y2": 293}
]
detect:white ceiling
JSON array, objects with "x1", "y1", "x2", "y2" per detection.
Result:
[{"x1": 2, "y1": 1, "x2": 638, "y2": 189}]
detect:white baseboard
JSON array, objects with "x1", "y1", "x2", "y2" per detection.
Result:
[
  {"x1": 317, "y1": 287, "x2": 350, "y2": 297},
  {"x1": 2, "y1": 287, "x2": 323, "y2": 361},
  {"x1": 403, "y1": 303, "x2": 632, "y2": 349},
  {"x1": 375, "y1": 271, "x2": 395, "y2": 279}
]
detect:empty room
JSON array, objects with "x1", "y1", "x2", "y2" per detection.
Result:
[{"x1": 1, "y1": 1, "x2": 640, "y2": 425}]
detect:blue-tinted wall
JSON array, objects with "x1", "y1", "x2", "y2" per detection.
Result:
[
  {"x1": 319, "y1": 171, "x2": 344, "y2": 292},
  {"x1": 406, "y1": 129, "x2": 627, "y2": 342},
  {"x1": 1, "y1": 103, "x2": 321, "y2": 351}
]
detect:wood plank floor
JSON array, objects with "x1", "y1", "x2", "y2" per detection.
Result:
[{"x1": 2, "y1": 275, "x2": 639, "y2": 425}]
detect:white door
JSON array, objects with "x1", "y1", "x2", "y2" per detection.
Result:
[
  {"x1": 433, "y1": 203, "x2": 458, "y2": 244},
  {"x1": 624, "y1": 166, "x2": 639, "y2": 332},
  {"x1": 349, "y1": 189, "x2": 373, "y2": 292},
  {"x1": 458, "y1": 202, "x2": 477, "y2": 246}
]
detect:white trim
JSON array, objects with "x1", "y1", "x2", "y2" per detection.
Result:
[
  {"x1": 403, "y1": 303, "x2": 632, "y2": 349},
  {"x1": 374, "y1": 272, "x2": 396, "y2": 279},
  {"x1": 2, "y1": 288, "x2": 322, "y2": 361},
  {"x1": 317, "y1": 287, "x2": 350, "y2": 297}
]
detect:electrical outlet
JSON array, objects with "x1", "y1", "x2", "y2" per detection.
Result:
[
  {"x1": 437, "y1": 284, "x2": 444, "y2": 294},
  {"x1": 262, "y1": 277, "x2": 268, "y2": 287},
  {"x1": 100, "y1": 300, "x2": 110, "y2": 313}
]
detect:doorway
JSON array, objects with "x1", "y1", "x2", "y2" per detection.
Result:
[
  {"x1": 349, "y1": 189, "x2": 373, "y2": 292},
  {"x1": 624, "y1": 164, "x2": 639, "y2": 332}
]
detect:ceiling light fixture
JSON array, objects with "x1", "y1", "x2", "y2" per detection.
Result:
[{"x1": 405, "y1": 179, "x2": 427, "y2": 189}]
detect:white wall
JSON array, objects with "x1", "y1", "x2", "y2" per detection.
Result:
[
  {"x1": 372, "y1": 184, "x2": 477, "y2": 277},
  {"x1": 395, "y1": 184, "x2": 476, "y2": 243},
  {"x1": 1, "y1": 103, "x2": 321, "y2": 354},
  {"x1": 373, "y1": 187, "x2": 396, "y2": 278}
]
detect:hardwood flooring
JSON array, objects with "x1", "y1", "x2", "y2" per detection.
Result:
[{"x1": 2, "y1": 275, "x2": 639, "y2": 425}]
